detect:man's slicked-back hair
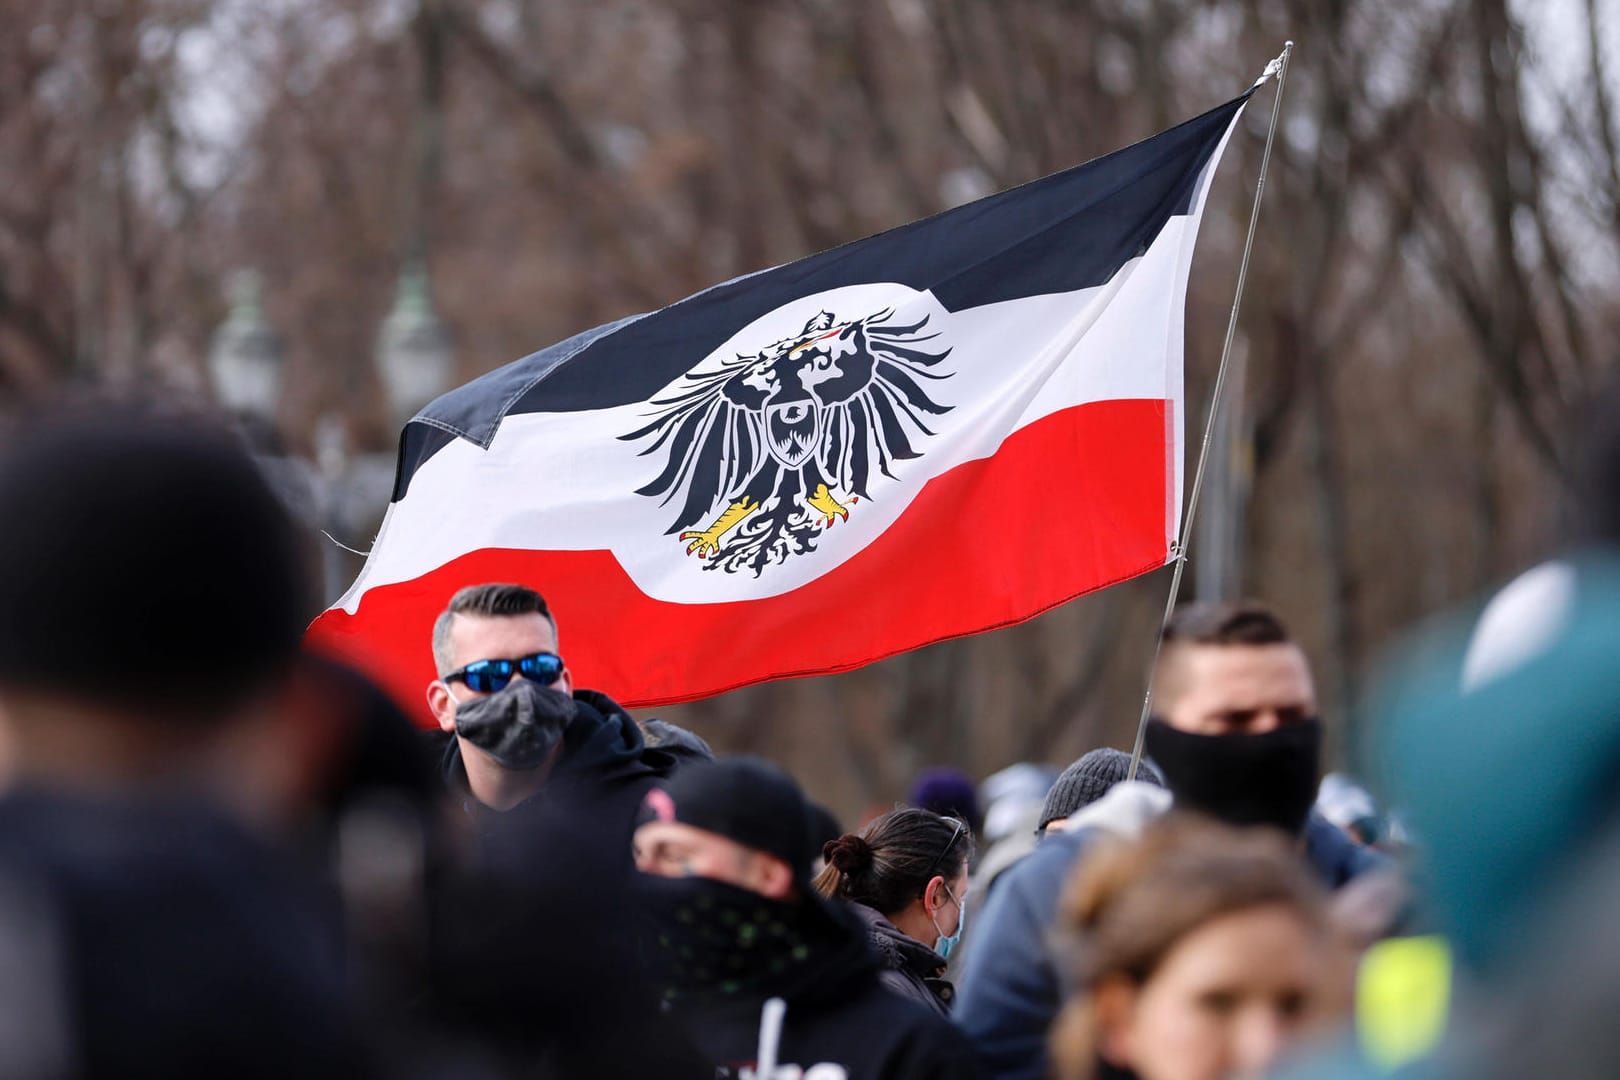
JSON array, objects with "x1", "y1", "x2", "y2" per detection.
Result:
[
  {"x1": 1161, "y1": 601, "x2": 1292, "y2": 648},
  {"x1": 431, "y1": 583, "x2": 554, "y2": 674}
]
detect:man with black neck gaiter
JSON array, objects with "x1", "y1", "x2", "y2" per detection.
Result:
[
  {"x1": 957, "y1": 602, "x2": 1389, "y2": 1080},
  {"x1": 633, "y1": 756, "x2": 986, "y2": 1080},
  {"x1": 1138, "y1": 603, "x2": 1325, "y2": 838}
]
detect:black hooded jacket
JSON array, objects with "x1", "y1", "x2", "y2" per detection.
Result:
[
  {"x1": 432, "y1": 688, "x2": 674, "y2": 823},
  {"x1": 850, "y1": 902, "x2": 956, "y2": 1017},
  {"x1": 658, "y1": 892, "x2": 984, "y2": 1080}
]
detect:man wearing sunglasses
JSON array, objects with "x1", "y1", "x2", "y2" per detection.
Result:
[{"x1": 425, "y1": 582, "x2": 675, "y2": 814}]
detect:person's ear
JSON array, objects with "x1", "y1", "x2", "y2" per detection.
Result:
[
  {"x1": 752, "y1": 854, "x2": 796, "y2": 900},
  {"x1": 426, "y1": 680, "x2": 456, "y2": 733},
  {"x1": 557, "y1": 664, "x2": 574, "y2": 697},
  {"x1": 923, "y1": 874, "x2": 948, "y2": 916},
  {"x1": 1093, "y1": 977, "x2": 1139, "y2": 1067}
]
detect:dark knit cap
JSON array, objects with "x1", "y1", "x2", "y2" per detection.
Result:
[
  {"x1": 0, "y1": 401, "x2": 310, "y2": 718},
  {"x1": 643, "y1": 756, "x2": 818, "y2": 879},
  {"x1": 908, "y1": 766, "x2": 983, "y2": 834},
  {"x1": 1038, "y1": 748, "x2": 1163, "y2": 832}
]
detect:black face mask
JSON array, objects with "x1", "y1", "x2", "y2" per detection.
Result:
[
  {"x1": 1143, "y1": 718, "x2": 1322, "y2": 836},
  {"x1": 453, "y1": 679, "x2": 576, "y2": 770},
  {"x1": 636, "y1": 875, "x2": 832, "y2": 1003}
]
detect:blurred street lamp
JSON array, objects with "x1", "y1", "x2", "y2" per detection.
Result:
[
  {"x1": 376, "y1": 257, "x2": 452, "y2": 429},
  {"x1": 208, "y1": 270, "x2": 284, "y2": 421}
]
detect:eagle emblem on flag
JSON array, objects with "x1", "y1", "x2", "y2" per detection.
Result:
[{"x1": 622, "y1": 306, "x2": 954, "y2": 576}]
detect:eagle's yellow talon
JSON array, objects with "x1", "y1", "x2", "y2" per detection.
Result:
[
  {"x1": 679, "y1": 497, "x2": 760, "y2": 558},
  {"x1": 680, "y1": 530, "x2": 721, "y2": 557},
  {"x1": 807, "y1": 483, "x2": 848, "y2": 523}
]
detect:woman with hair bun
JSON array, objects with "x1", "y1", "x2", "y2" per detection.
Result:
[{"x1": 814, "y1": 807, "x2": 974, "y2": 1016}]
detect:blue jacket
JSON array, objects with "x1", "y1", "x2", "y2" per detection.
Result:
[{"x1": 954, "y1": 812, "x2": 1383, "y2": 1080}]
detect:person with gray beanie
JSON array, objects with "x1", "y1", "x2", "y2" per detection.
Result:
[{"x1": 1037, "y1": 749, "x2": 1163, "y2": 836}]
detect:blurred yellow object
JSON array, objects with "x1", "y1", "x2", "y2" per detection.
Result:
[{"x1": 1356, "y1": 935, "x2": 1452, "y2": 1071}]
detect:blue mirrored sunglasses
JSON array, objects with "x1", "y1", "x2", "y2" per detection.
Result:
[{"x1": 444, "y1": 652, "x2": 565, "y2": 694}]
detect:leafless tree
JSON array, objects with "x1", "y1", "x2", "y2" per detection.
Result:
[{"x1": 2, "y1": 0, "x2": 1614, "y2": 818}]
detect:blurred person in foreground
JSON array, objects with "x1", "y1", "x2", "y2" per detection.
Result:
[
  {"x1": 424, "y1": 582, "x2": 680, "y2": 822},
  {"x1": 0, "y1": 401, "x2": 370, "y2": 1078},
  {"x1": 633, "y1": 757, "x2": 986, "y2": 1079},
  {"x1": 957, "y1": 601, "x2": 1387, "y2": 1080},
  {"x1": 1255, "y1": 381, "x2": 1620, "y2": 1080},
  {"x1": 815, "y1": 807, "x2": 975, "y2": 1016},
  {"x1": 1049, "y1": 817, "x2": 1341, "y2": 1080},
  {"x1": 1274, "y1": 553, "x2": 1620, "y2": 1078}
]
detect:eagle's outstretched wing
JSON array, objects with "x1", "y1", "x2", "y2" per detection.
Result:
[
  {"x1": 619, "y1": 359, "x2": 768, "y2": 535},
  {"x1": 817, "y1": 310, "x2": 953, "y2": 500}
]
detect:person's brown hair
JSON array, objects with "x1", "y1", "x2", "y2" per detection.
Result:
[
  {"x1": 1049, "y1": 815, "x2": 1330, "y2": 1080},
  {"x1": 431, "y1": 583, "x2": 555, "y2": 673},
  {"x1": 813, "y1": 807, "x2": 973, "y2": 917},
  {"x1": 1161, "y1": 601, "x2": 1291, "y2": 648},
  {"x1": 1151, "y1": 601, "x2": 1295, "y2": 707}
]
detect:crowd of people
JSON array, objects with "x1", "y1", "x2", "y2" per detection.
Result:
[{"x1": 2, "y1": 394, "x2": 1619, "y2": 1079}]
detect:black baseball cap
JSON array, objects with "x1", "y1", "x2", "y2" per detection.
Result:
[{"x1": 641, "y1": 756, "x2": 819, "y2": 880}]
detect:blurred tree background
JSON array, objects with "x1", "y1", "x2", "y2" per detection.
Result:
[{"x1": 3, "y1": 0, "x2": 1616, "y2": 820}]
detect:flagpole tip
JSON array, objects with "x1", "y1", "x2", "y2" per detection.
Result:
[{"x1": 1256, "y1": 41, "x2": 1294, "y2": 86}]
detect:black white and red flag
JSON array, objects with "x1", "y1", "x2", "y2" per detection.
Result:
[{"x1": 309, "y1": 86, "x2": 1257, "y2": 718}]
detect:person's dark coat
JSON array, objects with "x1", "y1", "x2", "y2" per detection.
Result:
[
  {"x1": 423, "y1": 783, "x2": 714, "y2": 1078},
  {"x1": 955, "y1": 812, "x2": 1386, "y2": 1080},
  {"x1": 639, "y1": 717, "x2": 715, "y2": 765},
  {"x1": 432, "y1": 688, "x2": 674, "y2": 829},
  {"x1": 850, "y1": 902, "x2": 955, "y2": 1017},
  {"x1": 0, "y1": 787, "x2": 372, "y2": 1080},
  {"x1": 661, "y1": 896, "x2": 984, "y2": 1080}
]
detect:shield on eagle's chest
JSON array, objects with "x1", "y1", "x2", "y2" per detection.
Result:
[
  {"x1": 620, "y1": 294, "x2": 956, "y2": 578},
  {"x1": 764, "y1": 393, "x2": 820, "y2": 469}
]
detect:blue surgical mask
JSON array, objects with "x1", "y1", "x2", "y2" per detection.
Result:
[{"x1": 930, "y1": 883, "x2": 966, "y2": 960}]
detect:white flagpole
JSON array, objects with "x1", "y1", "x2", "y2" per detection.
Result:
[{"x1": 1127, "y1": 41, "x2": 1296, "y2": 780}]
